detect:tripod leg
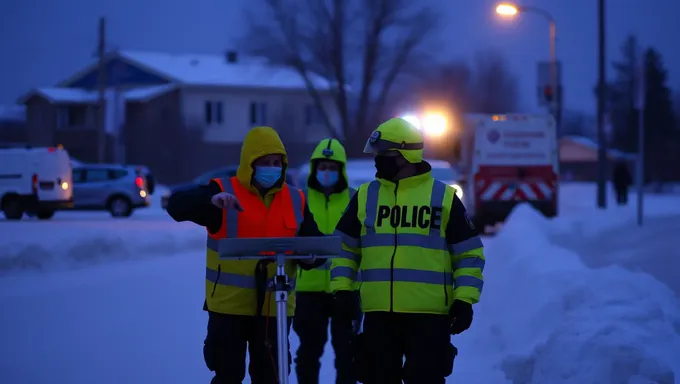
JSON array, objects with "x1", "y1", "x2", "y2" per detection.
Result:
[
  {"x1": 276, "y1": 289, "x2": 290, "y2": 383},
  {"x1": 274, "y1": 255, "x2": 290, "y2": 384}
]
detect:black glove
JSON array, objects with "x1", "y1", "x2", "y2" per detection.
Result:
[
  {"x1": 448, "y1": 300, "x2": 473, "y2": 335},
  {"x1": 333, "y1": 290, "x2": 360, "y2": 321}
]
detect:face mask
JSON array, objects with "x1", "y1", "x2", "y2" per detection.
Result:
[
  {"x1": 254, "y1": 166, "x2": 282, "y2": 188},
  {"x1": 316, "y1": 170, "x2": 339, "y2": 188},
  {"x1": 374, "y1": 155, "x2": 401, "y2": 180}
]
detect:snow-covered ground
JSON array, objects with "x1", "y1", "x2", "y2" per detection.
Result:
[{"x1": 1, "y1": 183, "x2": 679, "y2": 383}]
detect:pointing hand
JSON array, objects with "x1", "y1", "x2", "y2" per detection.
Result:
[{"x1": 211, "y1": 192, "x2": 244, "y2": 211}]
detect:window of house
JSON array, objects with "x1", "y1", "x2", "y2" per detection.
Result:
[
  {"x1": 204, "y1": 101, "x2": 213, "y2": 125},
  {"x1": 204, "y1": 101, "x2": 224, "y2": 125},
  {"x1": 304, "y1": 104, "x2": 325, "y2": 126},
  {"x1": 249, "y1": 102, "x2": 267, "y2": 125}
]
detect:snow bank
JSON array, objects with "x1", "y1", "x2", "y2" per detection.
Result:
[
  {"x1": 0, "y1": 222, "x2": 204, "y2": 274},
  {"x1": 474, "y1": 204, "x2": 680, "y2": 384}
]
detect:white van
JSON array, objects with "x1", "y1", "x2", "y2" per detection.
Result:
[
  {"x1": 0, "y1": 145, "x2": 74, "y2": 220},
  {"x1": 460, "y1": 113, "x2": 559, "y2": 228}
]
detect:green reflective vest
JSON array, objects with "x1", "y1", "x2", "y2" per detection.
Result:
[
  {"x1": 356, "y1": 174, "x2": 456, "y2": 314},
  {"x1": 296, "y1": 188, "x2": 352, "y2": 292}
]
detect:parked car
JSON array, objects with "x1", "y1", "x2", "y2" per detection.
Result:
[
  {"x1": 69, "y1": 164, "x2": 150, "y2": 217},
  {"x1": 161, "y1": 166, "x2": 298, "y2": 210}
]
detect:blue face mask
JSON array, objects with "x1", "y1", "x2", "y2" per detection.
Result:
[
  {"x1": 316, "y1": 170, "x2": 339, "y2": 188},
  {"x1": 254, "y1": 166, "x2": 282, "y2": 188}
]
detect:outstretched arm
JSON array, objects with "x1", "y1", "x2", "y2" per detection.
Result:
[{"x1": 167, "y1": 181, "x2": 223, "y2": 234}]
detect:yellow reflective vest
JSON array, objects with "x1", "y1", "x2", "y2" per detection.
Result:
[{"x1": 331, "y1": 171, "x2": 485, "y2": 315}]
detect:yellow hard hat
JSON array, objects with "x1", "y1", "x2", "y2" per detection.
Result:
[{"x1": 363, "y1": 117, "x2": 424, "y2": 163}]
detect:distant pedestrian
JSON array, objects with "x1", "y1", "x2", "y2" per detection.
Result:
[{"x1": 612, "y1": 161, "x2": 632, "y2": 205}]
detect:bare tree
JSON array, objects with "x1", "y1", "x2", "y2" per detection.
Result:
[
  {"x1": 240, "y1": 0, "x2": 438, "y2": 145},
  {"x1": 470, "y1": 50, "x2": 519, "y2": 114}
]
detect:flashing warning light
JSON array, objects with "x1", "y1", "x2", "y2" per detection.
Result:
[{"x1": 421, "y1": 113, "x2": 447, "y2": 136}]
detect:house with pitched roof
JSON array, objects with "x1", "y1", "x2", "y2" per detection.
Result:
[{"x1": 17, "y1": 50, "x2": 338, "y2": 183}]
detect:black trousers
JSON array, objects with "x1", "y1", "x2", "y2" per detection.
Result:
[
  {"x1": 615, "y1": 186, "x2": 629, "y2": 205},
  {"x1": 293, "y1": 292, "x2": 357, "y2": 384},
  {"x1": 358, "y1": 312, "x2": 455, "y2": 384},
  {"x1": 203, "y1": 312, "x2": 292, "y2": 384}
]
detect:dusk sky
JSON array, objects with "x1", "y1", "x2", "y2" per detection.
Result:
[{"x1": 1, "y1": 0, "x2": 678, "y2": 114}]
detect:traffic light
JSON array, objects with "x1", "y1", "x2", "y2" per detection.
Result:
[{"x1": 543, "y1": 85, "x2": 554, "y2": 103}]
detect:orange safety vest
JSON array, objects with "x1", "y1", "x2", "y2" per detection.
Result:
[{"x1": 205, "y1": 176, "x2": 305, "y2": 316}]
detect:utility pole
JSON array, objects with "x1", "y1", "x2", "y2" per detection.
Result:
[
  {"x1": 96, "y1": 16, "x2": 107, "y2": 163},
  {"x1": 636, "y1": 47, "x2": 645, "y2": 226},
  {"x1": 596, "y1": 0, "x2": 608, "y2": 208}
]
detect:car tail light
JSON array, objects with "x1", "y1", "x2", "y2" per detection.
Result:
[
  {"x1": 135, "y1": 176, "x2": 144, "y2": 189},
  {"x1": 32, "y1": 173, "x2": 38, "y2": 194}
]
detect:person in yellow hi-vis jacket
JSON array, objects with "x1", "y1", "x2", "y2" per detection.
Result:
[
  {"x1": 294, "y1": 138, "x2": 361, "y2": 384},
  {"x1": 330, "y1": 118, "x2": 486, "y2": 384}
]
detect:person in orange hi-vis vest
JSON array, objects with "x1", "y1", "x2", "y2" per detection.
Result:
[{"x1": 167, "y1": 126, "x2": 325, "y2": 384}]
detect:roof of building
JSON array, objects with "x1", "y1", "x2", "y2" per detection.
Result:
[
  {"x1": 17, "y1": 84, "x2": 177, "y2": 104},
  {"x1": 561, "y1": 135, "x2": 637, "y2": 160},
  {"x1": 57, "y1": 50, "x2": 332, "y2": 91}
]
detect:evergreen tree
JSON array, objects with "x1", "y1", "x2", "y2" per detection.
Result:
[
  {"x1": 606, "y1": 35, "x2": 639, "y2": 153},
  {"x1": 642, "y1": 48, "x2": 676, "y2": 182}
]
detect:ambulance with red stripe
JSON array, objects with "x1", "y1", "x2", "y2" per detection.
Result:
[{"x1": 459, "y1": 113, "x2": 558, "y2": 229}]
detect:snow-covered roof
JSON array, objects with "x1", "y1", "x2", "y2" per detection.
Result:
[
  {"x1": 116, "y1": 50, "x2": 332, "y2": 90},
  {"x1": 17, "y1": 85, "x2": 177, "y2": 104}
]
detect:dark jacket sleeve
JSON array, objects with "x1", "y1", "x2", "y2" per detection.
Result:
[
  {"x1": 444, "y1": 194, "x2": 482, "y2": 246},
  {"x1": 166, "y1": 181, "x2": 223, "y2": 234},
  {"x1": 296, "y1": 202, "x2": 327, "y2": 270},
  {"x1": 335, "y1": 193, "x2": 361, "y2": 240}
]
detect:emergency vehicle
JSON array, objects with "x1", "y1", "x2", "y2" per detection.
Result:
[
  {"x1": 0, "y1": 145, "x2": 74, "y2": 220},
  {"x1": 459, "y1": 113, "x2": 559, "y2": 229}
]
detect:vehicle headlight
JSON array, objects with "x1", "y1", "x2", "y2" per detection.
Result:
[
  {"x1": 450, "y1": 184, "x2": 463, "y2": 199},
  {"x1": 61, "y1": 181, "x2": 69, "y2": 190}
]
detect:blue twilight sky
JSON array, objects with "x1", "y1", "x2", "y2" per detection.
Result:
[{"x1": 1, "y1": 0, "x2": 678, "y2": 114}]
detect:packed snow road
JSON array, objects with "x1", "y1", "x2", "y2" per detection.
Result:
[{"x1": 1, "y1": 183, "x2": 680, "y2": 383}]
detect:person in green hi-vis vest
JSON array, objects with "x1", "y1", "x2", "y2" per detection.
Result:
[{"x1": 293, "y1": 138, "x2": 361, "y2": 384}]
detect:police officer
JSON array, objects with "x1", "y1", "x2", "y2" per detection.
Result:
[
  {"x1": 167, "y1": 126, "x2": 325, "y2": 384},
  {"x1": 294, "y1": 138, "x2": 361, "y2": 384},
  {"x1": 330, "y1": 118, "x2": 486, "y2": 383}
]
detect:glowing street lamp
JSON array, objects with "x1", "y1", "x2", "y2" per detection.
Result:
[{"x1": 495, "y1": 3, "x2": 519, "y2": 16}]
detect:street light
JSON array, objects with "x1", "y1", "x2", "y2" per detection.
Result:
[
  {"x1": 495, "y1": 3, "x2": 519, "y2": 16},
  {"x1": 495, "y1": 3, "x2": 557, "y2": 125}
]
